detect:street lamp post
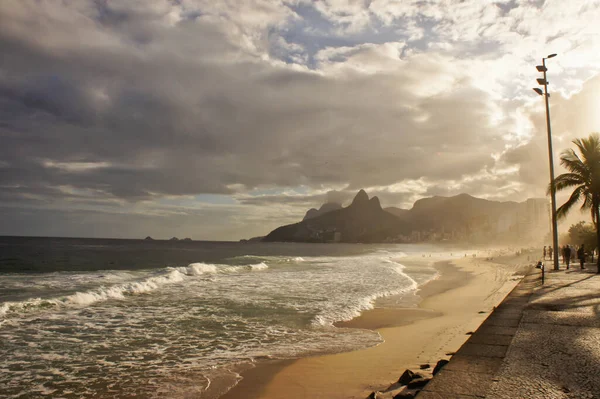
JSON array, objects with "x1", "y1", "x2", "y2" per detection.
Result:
[{"x1": 533, "y1": 53, "x2": 559, "y2": 271}]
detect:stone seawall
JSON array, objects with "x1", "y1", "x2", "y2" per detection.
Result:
[
  {"x1": 416, "y1": 267, "x2": 538, "y2": 398},
  {"x1": 417, "y1": 263, "x2": 600, "y2": 399}
]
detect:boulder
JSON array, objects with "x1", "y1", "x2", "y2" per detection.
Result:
[
  {"x1": 366, "y1": 392, "x2": 381, "y2": 399},
  {"x1": 407, "y1": 377, "x2": 431, "y2": 389},
  {"x1": 397, "y1": 369, "x2": 416, "y2": 385},
  {"x1": 393, "y1": 393, "x2": 415, "y2": 399},
  {"x1": 419, "y1": 364, "x2": 430, "y2": 369},
  {"x1": 433, "y1": 359, "x2": 450, "y2": 375}
]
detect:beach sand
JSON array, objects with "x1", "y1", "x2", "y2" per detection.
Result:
[{"x1": 222, "y1": 255, "x2": 526, "y2": 399}]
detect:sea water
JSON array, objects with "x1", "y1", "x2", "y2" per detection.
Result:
[{"x1": 0, "y1": 237, "x2": 441, "y2": 398}]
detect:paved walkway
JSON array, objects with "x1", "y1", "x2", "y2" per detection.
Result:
[{"x1": 418, "y1": 262, "x2": 600, "y2": 399}]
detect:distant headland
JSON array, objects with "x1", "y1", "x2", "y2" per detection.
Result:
[
  {"x1": 143, "y1": 236, "x2": 192, "y2": 241},
  {"x1": 261, "y1": 190, "x2": 548, "y2": 244}
]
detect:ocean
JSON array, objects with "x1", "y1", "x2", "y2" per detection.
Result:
[{"x1": 0, "y1": 237, "x2": 442, "y2": 398}]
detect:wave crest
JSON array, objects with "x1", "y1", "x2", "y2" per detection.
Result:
[
  {"x1": 312, "y1": 259, "x2": 419, "y2": 327},
  {"x1": 1, "y1": 261, "x2": 269, "y2": 319}
]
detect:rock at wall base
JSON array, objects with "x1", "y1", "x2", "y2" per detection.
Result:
[
  {"x1": 407, "y1": 377, "x2": 431, "y2": 389},
  {"x1": 433, "y1": 359, "x2": 450, "y2": 375}
]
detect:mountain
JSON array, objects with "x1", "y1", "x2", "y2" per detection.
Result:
[
  {"x1": 384, "y1": 206, "x2": 410, "y2": 220},
  {"x1": 263, "y1": 190, "x2": 407, "y2": 243},
  {"x1": 303, "y1": 202, "x2": 343, "y2": 220},
  {"x1": 263, "y1": 190, "x2": 549, "y2": 244},
  {"x1": 395, "y1": 194, "x2": 548, "y2": 243},
  {"x1": 408, "y1": 194, "x2": 515, "y2": 230}
]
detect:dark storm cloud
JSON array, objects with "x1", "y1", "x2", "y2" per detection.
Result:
[
  {"x1": 1, "y1": 0, "x2": 599, "y2": 239},
  {"x1": 0, "y1": 0, "x2": 510, "y2": 206}
]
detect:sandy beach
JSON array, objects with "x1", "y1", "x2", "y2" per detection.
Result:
[{"x1": 223, "y1": 254, "x2": 527, "y2": 399}]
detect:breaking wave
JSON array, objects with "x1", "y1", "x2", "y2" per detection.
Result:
[
  {"x1": 0, "y1": 262, "x2": 269, "y2": 319},
  {"x1": 312, "y1": 259, "x2": 419, "y2": 326},
  {"x1": 230, "y1": 262, "x2": 269, "y2": 272}
]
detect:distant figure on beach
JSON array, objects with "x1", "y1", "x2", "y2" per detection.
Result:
[
  {"x1": 565, "y1": 245, "x2": 572, "y2": 269},
  {"x1": 543, "y1": 246, "x2": 547, "y2": 260},
  {"x1": 577, "y1": 244, "x2": 585, "y2": 269}
]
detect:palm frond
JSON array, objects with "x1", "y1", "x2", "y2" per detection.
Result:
[
  {"x1": 557, "y1": 185, "x2": 585, "y2": 220},
  {"x1": 581, "y1": 191, "x2": 594, "y2": 211},
  {"x1": 553, "y1": 133, "x2": 600, "y2": 221},
  {"x1": 574, "y1": 133, "x2": 600, "y2": 165},
  {"x1": 550, "y1": 172, "x2": 585, "y2": 195},
  {"x1": 560, "y1": 149, "x2": 590, "y2": 181}
]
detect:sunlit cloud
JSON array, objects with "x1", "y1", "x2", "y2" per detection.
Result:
[{"x1": 1, "y1": 0, "x2": 600, "y2": 239}]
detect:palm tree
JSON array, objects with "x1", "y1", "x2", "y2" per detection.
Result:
[{"x1": 551, "y1": 133, "x2": 600, "y2": 272}]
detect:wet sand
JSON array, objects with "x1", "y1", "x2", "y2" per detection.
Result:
[{"x1": 222, "y1": 256, "x2": 523, "y2": 399}]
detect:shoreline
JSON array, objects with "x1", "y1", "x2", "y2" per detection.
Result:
[
  {"x1": 220, "y1": 260, "x2": 456, "y2": 399},
  {"x1": 222, "y1": 256, "x2": 524, "y2": 399}
]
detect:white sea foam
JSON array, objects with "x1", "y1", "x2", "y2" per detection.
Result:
[
  {"x1": 246, "y1": 262, "x2": 269, "y2": 271},
  {"x1": 311, "y1": 258, "x2": 420, "y2": 326},
  {"x1": 0, "y1": 269, "x2": 188, "y2": 316},
  {"x1": 175, "y1": 263, "x2": 219, "y2": 276},
  {"x1": 64, "y1": 269, "x2": 187, "y2": 306},
  {"x1": 312, "y1": 278, "x2": 419, "y2": 326},
  {"x1": 0, "y1": 302, "x2": 14, "y2": 317},
  {"x1": 0, "y1": 261, "x2": 272, "y2": 319},
  {"x1": 1, "y1": 245, "x2": 439, "y2": 399},
  {"x1": 220, "y1": 262, "x2": 269, "y2": 273}
]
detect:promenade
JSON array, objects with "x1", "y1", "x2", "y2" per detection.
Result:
[{"x1": 418, "y1": 261, "x2": 600, "y2": 399}]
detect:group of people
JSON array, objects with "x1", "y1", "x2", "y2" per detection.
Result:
[{"x1": 543, "y1": 244, "x2": 588, "y2": 270}]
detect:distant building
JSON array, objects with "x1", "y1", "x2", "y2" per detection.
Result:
[{"x1": 333, "y1": 231, "x2": 342, "y2": 242}]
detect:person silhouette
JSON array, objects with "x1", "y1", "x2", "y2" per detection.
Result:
[
  {"x1": 565, "y1": 245, "x2": 572, "y2": 269},
  {"x1": 577, "y1": 244, "x2": 585, "y2": 269},
  {"x1": 543, "y1": 246, "x2": 547, "y2": 260}
]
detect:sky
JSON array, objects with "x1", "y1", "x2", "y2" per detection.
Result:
[{"x1": 1, "y1": 0, "x2": 600, "y2": 240}]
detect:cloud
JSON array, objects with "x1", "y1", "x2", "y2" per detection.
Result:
[{"x1": 1, "y1": 0, "x2": 599, "y2": 239}]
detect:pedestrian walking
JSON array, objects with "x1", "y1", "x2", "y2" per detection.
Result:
[
  {"x1": 565, "y1": 245, "x2": 571, "y2": 269},
  {"x1": 543, "y1": 246, "x2": 547, "y2": 260},
  {"x1": 577, "y1": 244, "x2": 586, "y2": 269}
]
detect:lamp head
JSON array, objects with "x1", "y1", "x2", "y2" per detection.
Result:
[
  {"x1": 547, "y1": 53, "x2": 557, "y2": 58},
  {"x1": 533, "y1": 88, "x2": 543, "y2": 96}
]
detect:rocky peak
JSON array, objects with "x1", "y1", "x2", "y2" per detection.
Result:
[
  {"x1": 369, "y1": 196, "x2": 382, "y2": 210},
  {"x1": 303, "y1": 208, "x2": 319, "y2": 220},
  {"x1": 351, "y1": 189, "x2": 369, "y2": 207},
  {"x1": 303, "y1": 202, "x2": 343, "y2": 220}
]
